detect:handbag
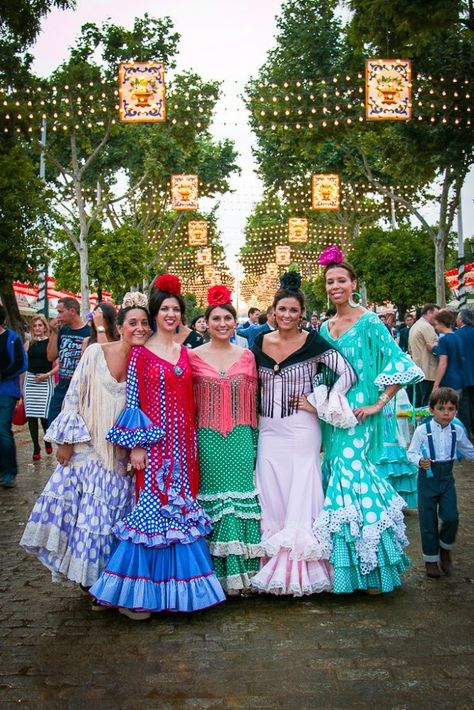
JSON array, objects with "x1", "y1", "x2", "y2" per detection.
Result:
[{"x1": 12, "y1": 399, "x2": 27, "y2": 426}]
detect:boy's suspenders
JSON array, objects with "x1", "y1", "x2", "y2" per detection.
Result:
[{"x1": 425, "y1": 421, "x2": 457, "y2": 462}]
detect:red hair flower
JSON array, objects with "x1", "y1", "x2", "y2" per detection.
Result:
[
  {"x1": 154, "y1": 273, "x2": 182, "y2": 295},
  {"x1": 318, "y1": 244, "x2": 344, "y2": 266},
  {"x1": 207, "y1": 285, "x2": 232, "y2": 307}
]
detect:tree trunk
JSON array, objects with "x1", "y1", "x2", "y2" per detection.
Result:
[
  {"x1": 79, "y1": 227, "x2": 90, "y2": 318},
  {"x1": 434, "y1": 232, "x2": 447, "y2": 307},
  {"x1": 0, "y1": 282, "x2": 26, "y2": 339}
]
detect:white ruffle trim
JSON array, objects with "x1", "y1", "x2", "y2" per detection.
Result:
[
  {"x1": 209, "y1": 540, "x2": 265, "y2": 558},
  {"x1": 207, "y1": 508, "x2": 261, "y2": 523},
  {"x1": 308, "y1": 385, "x2": 358, "y2": 429},
  {"x1": 198, "y1": 490, "x2": 259, "y2": 503},
  {"x1": 220, "y1": 571, "x2": 257, "y2": 593},
  {"x1": 251, "y1": 576, "x2": 331, "y2": 597},
  {"x1": 313, "y1": 495, "x2": 408, "y2": 575},
  {"x1": 374, "y1": 365, "x2": 424, "y2": 389},
  {"x1": 260, "y1": 525, "x2": 323, "y2": 561}
]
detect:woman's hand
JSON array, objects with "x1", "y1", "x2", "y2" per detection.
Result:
[
  {"x1": 353, "y1": 402, "x2": 383, "y2": 423},
  {"x1": 56, "y1": 443, "x2": 73, "y2": 465},
  {"x1": 291, "y1": 394, "x2": 317, "y2": 414},
  {"x1": 35, "y1": 373, "x2": 48, "y2": 383},
  {"x1": 130, "y1": 446, "x2": 148, "y2": 470}
]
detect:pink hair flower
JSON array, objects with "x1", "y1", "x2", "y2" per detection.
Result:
[{"x1": 318, "y1": 244, "x2": 344, "y2": 266}]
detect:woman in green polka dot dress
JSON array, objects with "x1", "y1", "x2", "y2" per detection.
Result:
[
  {"x1": 188, "y1": 286, "x2": 263, "y2": 593},
  {"x1": 305, "y1": 247, "x2": 423, "y2": 594}
]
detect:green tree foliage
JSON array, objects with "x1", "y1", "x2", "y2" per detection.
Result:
[{"x1": 349, "y1": 225, "x2": 437, "y2": 311}]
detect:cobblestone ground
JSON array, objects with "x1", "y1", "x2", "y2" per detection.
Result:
[{"x1": 1, "y1": 428, "x2": 473, "y2": 709}]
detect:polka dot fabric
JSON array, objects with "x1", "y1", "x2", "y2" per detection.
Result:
[{"x1": 314, "y1": 312, "x2": 423, "y2": 594}]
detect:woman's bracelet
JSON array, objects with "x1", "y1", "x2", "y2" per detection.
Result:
[{"x1": 378, "y1": 392, "x2": 390, "y2": 405}]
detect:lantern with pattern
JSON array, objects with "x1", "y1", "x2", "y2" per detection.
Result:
[
  {"x1": 311, "y1": 174, "x2": 340, "y2": 210},
  {"x1": 366, "y1": 59, "x2": 412, "y2": 121},
  {"x1": 118, "y1": 62, "x2": 166, "y2": 123},
  {"x1": 188, "y1": 220, "x2": 208, "y2": 246},
  {"x1": 171, "y1": 175, "x2": 199, "y2": 211},
  {"x1": 275, "y1": 245, "x2": 291, "y2": 266},
  {"x1": 288, "y1": 217, "x2": 308, "y2": 243},
  {"x1": 196, "y1": 247, "x2": 213, "y2": 266}
]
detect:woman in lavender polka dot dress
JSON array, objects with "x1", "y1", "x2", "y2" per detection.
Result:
[{"x1": 20, "y1": 294, "x2": 151, "y2": 595}]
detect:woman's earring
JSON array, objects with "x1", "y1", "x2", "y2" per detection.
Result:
[{"x1": 348, "y1": 291, "x2": 361, "y2": 308}]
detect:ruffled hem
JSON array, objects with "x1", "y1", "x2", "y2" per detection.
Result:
[
  {"x1": 260, "y1": 525, "x2": 324, "y2": 561},
  {"x1": 89, "y1": 538, "x2": 226, "y2": 612},
  {"x1": 106, "y1": 406, "x2": 163, "y2": 449},
  {"x1": 209, "y1": 540, "x2": 265, "y2": 558},
  {"x1": 114, "y1": 516, "x2": 212, "y2": 548},
  {"x1": 45, "y1": 410, "x2": 90, "y2": 445},
  {"x1": 220, "y1": 570, "x2": 257, "y2": 593},
  {"x1": 251, "y1": 550, "x2": 332, "y2": 597},
  {"x1": 310, "y1": 385, "x2": 358, "y2": 429},
  {"x1": 374, "y1": 364, "x2": 424, "y2": 389},
  {"x1": 313, "y1": 495, "x2": 409, "y2": 577}
]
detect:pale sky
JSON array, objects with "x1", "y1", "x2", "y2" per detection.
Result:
[{"x1": 32, "y1": 0, "x2": 474, "y2": 278}]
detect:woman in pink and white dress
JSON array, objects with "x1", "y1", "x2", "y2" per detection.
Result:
[{"x1": 251, "y1": 271, "x2": 357, "y2": 596}]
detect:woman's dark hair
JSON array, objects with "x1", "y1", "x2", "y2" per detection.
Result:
[
  {"x1": 149, "y1": 288, "x2": 186, "y2": 323},
  {"x1": 272, "y1": 287, "x2": 305, "y2": 312},
  {"x1": 324, "y1": 260, "x2": 358, "y2": 281},
  {"x1": 204, "y1": 303, "x2": 237, "y2": 321},
  {"x1": 191, "y1": 314, "x2": 206, "y2": 329},
  {"x1": 117, "y1": 305, "x2": 150, "y2": 327},
  {"x1": 89, "y1": 302, "x2": 119, "y2": 344},
  {"x1": 0, "y1": 305, "x2": 6, "y2": 326}
]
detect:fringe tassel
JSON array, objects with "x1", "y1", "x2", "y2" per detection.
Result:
[{"x1": 193, "y1": 375, "x2": 257, "y2": 436}]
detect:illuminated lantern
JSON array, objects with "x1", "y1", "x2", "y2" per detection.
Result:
[
  {"x1": 171, "y1": 174, "x2": 199, "y2": 211},
  {"x1": 266, "y1": 263, "x2": 279, "y2": 278},
  {"x1": 365, "y1": 59, "x2": 412, "y2": 121},
  {"x1": 311, "y1": 174, "x2": 340, "y2": 210},
  {"x1": 275, "y1": 245, "x2": 291, "y2": 266},
  {"x1": 188, "y1": 220, "x2": 208, "y2": 246},
  {"x1": 196, "y1": 247, "x2": 212, "y2": 266},
  {"x1": 288, "y1": 217, "x2": 308, "y2": 243},
  {"x1": 118, "y1": 62, "x2": 166, "y2": 123}
]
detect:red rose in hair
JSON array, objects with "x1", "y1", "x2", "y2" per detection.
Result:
[
  {"x1": 207, "y1": 285, "x2": 232, "y2": 307},
  {"x1": 154, "y1": 273, "x2": 182, "y2": 295}
]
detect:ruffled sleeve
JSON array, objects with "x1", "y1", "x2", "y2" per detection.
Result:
[
  {"x1": 371, "y1": 318, "x2": 424, "y2": 389},
  {"x1": 307, "y1": 349, "x2": 358, "y2": 429},
  {"x1": 45, "y1": 348, "x2": 92, "y2": 445},
  {"x1": 106, "y1": 346, "x2": 163, "y2": 449}
]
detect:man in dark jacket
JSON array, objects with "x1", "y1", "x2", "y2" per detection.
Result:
[{"x1": 0, "y1": 305, "x2": 27, "y2": 487}]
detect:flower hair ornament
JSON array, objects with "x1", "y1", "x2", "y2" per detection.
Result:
[
  {"x1": 154, "y1": 273, "x2": 182, "y2": 295},
  {"x1": 318, "y1": 244, "x2": 344, "y2": 266},
  {"x1": 121, "y1": 291, "x2": 148, "y2": 309},
  {"x1": 207, "y1": 284, "x2": 232, "y2": 307},
  {"x1": 280, "y1": 271, "x2": 302, "y2": 292}
]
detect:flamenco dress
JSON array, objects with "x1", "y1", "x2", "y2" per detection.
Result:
[
  {"x1": 89, "y1": 346, "x2": 225, "y2": 613},
  {"x1": 188, "y1": 348, "x2": 263, "y2": 592},
  {"x1": 313, "y1": 312, "x2": 424, "y2": 594},
  {"x1": 251, "y1": 331, "x2": 356, "y2": 596},
  {"x1": 20, "y1": 345, "x2": 133, "y2": 586}
]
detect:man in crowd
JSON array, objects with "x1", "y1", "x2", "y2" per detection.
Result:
[
  {"x1": 0, "y1": 305, "x2": 27, "y2": 488},
  {"x1": 398, "y1": 311, "x2": 416, "y2": 352},
  {"x1": 241, "y1": 307, "x2": 260, "y2": 329},
  {"x1": 47, "y1": 297, "x2": 90, "y2": 426},
  {"x1": 309, "y1": 313, "x2": 320, "y2": 332},
  {"x1": 455, "y1": 307, "x2": 474, "y2": 437},
  {"x1": 237, "y1": 306, "x2": 275, "y2": 348},
  {"x1": 408, "y1": 303, "x2": 439, "y2": 406}
]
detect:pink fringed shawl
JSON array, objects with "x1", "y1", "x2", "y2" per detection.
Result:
[{"x1": 188, "y1": 348, "x2": 258, "y2": 436}]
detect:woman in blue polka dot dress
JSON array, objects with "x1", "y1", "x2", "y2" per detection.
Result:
[
  {"x1": 309, "y1": 247, "x2": 423, "y2": 594},
  {"x1": 20, "y1": 294, "x2": 151, "y2": 592},
  {"x1": 89, "y1": 275, "x2": 225, "y2": 619}
]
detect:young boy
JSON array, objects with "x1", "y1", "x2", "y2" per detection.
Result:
[{"x1": 408, "y1": 388, "x2": 474, "y2": 578}]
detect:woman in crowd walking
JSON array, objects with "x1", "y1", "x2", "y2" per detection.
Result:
[
  {"x1": 90, "y1": 275, "x2": 225, "y2": 619},
  {"x1": 311, "y1": 246, "x2": 423, "y2": 594},
  {"x1": 251, "y1": 271, "x2": 356, "y2": 596},
  {"x1": 20, "y1": 294, "x2": 150, "y2": 595},
  {"x1": 188, "y1": 285, "x2": 263, "y2": 594},
  {"x1": 23, "y1": 315, "x2": 56, "y2": 461}
]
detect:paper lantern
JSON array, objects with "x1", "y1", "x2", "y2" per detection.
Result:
[
  {"x1": 118, "y1": 62, "x2": 166, "y2": 123},
  {"x1": 275, "y1": 245, "x2": 291, "y2": 266},
  {"x1": 288, "y1": 218, "x2": 308, "y2": 243},
  {"x1": 188, "y1": 220, "x2": 208, "y2": 246},
  {"x1": 171, "y1": 175, "x2": 199, "y2": 211},
  {"x1": 196, "y1": 247, "x2": 212, "y2": 266},
  {"x1": 266, "y1": 263, "x2": 279, "y2": 278},
  {"x1": 365, "y1": 59, "x2": 412, "y2": 121},
  {"x1": 311, "y1": 174, "x2": 340, "y2": 210}
]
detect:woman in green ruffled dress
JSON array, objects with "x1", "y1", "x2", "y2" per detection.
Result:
[
  {"x1": 188, "y1": 285, "x2": 263, "y2": 594},
  {"x1": 305, "y1": 246, "x2": 423, "y2": 594}
]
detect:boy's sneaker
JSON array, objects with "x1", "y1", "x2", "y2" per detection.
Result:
[
  {"x1": 440, "y1": 549, "x2": 453, "y2": 576},
  {"x1": 425, "y1": 562, "x2": 441, "y2": 578}
]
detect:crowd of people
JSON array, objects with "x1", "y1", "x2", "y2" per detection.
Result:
[{"x1": 1, "y1": 244, "x2": 474, "y2": 620}]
